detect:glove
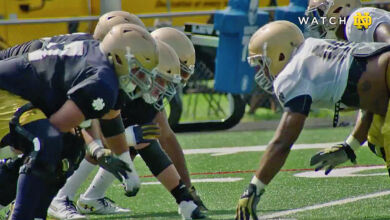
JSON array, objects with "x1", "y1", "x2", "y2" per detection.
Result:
[
  {"x1": 87, "y1": 140, "x2": 131, "y2": 181},
  {"x1": 310, "y1": 143, "x2": 357, "y2": 175},
  {"x1": 125, "y1": 123, "x2": 160, "y2": 146},
  {"x1": 235, "y1": 184, "x2": 264, "y2": 220},
  {"x1": 189, "y1": 185, "x2": 208, "y2": 211}
]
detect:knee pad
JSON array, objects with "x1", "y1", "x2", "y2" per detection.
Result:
[
  {"x1": 137, "y1": 140, "x2": 172, "y2": 176},
  {"x1": 0, "y1": 157, "x2": 24, "y2": 206}
]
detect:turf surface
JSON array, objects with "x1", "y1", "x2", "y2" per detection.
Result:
[{"x1": 2, "y1": 126, "x2": 390, "y2": 219}]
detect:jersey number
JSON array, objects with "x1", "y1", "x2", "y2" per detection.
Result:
[
  {"x1": 28, "y1": 41, "x2": 84, "y2": 61},
  {"x1": 312, "y1": 41, "x2": 353, "y2": 64}
]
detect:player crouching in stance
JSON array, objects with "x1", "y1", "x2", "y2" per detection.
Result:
[
  {"x1": 235, "y1": 20, "x2": 390, "y2": 220},
  {"x1": 48, "y1": 26, "x2": 205, "y2": 220},
  {"x1": 305, "y1": 0, "x2": 390, "y2": 175},
  {"x1": 0, "y1": 23, "x2": 160, "y2": 219}
]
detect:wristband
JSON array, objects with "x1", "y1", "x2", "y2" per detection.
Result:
[
  {"x1": 125, "y1": 126, "x2": 137, "y2": 147},
  {"x1": 345, "y1": 135, "x2": 361, "y2": 151},
  {"x1": 87, "y1": 139, "x2": 103, "y2": 156}
]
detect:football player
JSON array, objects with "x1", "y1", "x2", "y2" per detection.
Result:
[
  {"x1": 47, "y1": 26, "x2": 205, "y2": 220},
  {"x1": 0, "y1": 10, "x2": 149, "y2": 218},
  {"x1": 306, "y1": 0, "x2": 390, "y2": 173},
  {"x1": 0, "y1": 23, "x2": 158, "y2": 220},
  {"x1": 65, "y1": 30, "x2": 205, "y2": 220},
  {"x1": 235, "y1": 20, "x2": 390, "y2": 220}
]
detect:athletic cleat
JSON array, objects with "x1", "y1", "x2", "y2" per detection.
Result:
[
  {"x1": 189, "y1": 186, "x2": 208, "y2": 212},
  {"x1": 77, "y1": 195, "x2": 130, "y2": 214},
  {"x1": 178, "y1": 201, "x2": 206, "y2": 220},
  {"x1": 48, "y1": 197, "x2": 86, "y2": 220}
]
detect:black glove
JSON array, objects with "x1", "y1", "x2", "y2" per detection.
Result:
[
  {"x1": 92, "y1": 148, "x2": 131, "y2": 181},
  {"x1": 133, "y1": 123, "x2": 160, "y2": 144},
  {"x1": 235, "y1": 184, "x2": 264, "y2": 220},
  {"x1": 310, "y1": 143, "x2": 357, "y2": 175}
]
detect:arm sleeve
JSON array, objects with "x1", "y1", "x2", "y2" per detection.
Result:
[{"x1": 283, "y1": 95, "x2": 312, "y2": 116}]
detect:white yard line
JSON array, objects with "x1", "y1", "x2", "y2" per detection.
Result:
[
  {"x1": 259, "y1": 190, "x2": 390, "y2": 219},
  {"x1": 183, "y1": 142, "x2": 339, "y2": 156},
  {"x1": 141, "y1": 177, "x2": 242, "y2": 185},
  {"x1": 115, "y1": 177, "x2": 243, "y2": 187}
]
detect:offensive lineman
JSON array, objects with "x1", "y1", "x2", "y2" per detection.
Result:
[
  {"x1": 0, "y1": 12, "x2": 206, "y2": 219},
  {"x1": 235, "y1": 20, "x2": 390, "y2": 220},
  {"x1": 50, "y1": 36, "x2": 205, "y2": 220},
  {"x1": 0, "y1": 10, "x2": 148, "y2": 217},
  {"x1": 0, "y1": 23, "x2": 158, "y2": 219},
  {"x1": 50, "y1": 27, "x2": 206, "y2": 220}
]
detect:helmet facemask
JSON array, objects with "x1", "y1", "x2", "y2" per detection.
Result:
[
  {"x1": 248, "y1": 43, "x2": 274, "y2": 94},
  {"x1": 120, "y1": 47, "x2": 156, "y2": 99},
  {"x1": 180, "y1": 61, "x2": 195, "y2": 86},
  {"x1": 143, "y1": 71, "x2": 181, "y2": 110},
  {"x1": 305, "y1": 0, "x2": 333, "y2": 38}
]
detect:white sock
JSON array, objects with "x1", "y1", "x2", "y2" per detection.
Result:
[
  {"x1": 55, "y1": 159, "x2": 95, "y2": 201},
  {"x1": 251, "y1": 176, "x2": 266, "y2": 195},
  {"x1": 117, "y1": 151, "x2": 136, "y2": 172},
  {"x1": 82, "y1": 151, "x2": 133, "y2": 200},
  {"x1": 82, "y1": 167, "x2": 115, "y2": 200}
]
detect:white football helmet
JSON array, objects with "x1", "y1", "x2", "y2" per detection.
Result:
[
  {"x1": 151, "y1": 27, "x2": 195, "y2": 85},
  {"x1": 94, "y1": 11, "x2": 146, "y2": 41},
  {"x1": 248, "y1": 21, "x2": 304, "y2": 93},
  {"x1": 143, "y1": 40, "x2": 181, "y2": 110},
  {"x1": 100, "y1": 23, "x2": 158, "y2": 99},
  {"x1": 305, "y1": 0, "x2": 361, "y2": 38}
]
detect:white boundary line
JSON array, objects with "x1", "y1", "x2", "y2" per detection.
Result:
[{"x1": 259, "y1": 190, "x2": 390, "y2": 219}]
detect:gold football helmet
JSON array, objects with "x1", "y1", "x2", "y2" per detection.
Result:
[
  {"x1": 248, "y1": 20, "x2": 304, "y2": 93},
  {"x1": 94, "y1": 10, "x2": 146, "y2": 41},
  {"x1": 100, "y1": 23, "x2": 158, "y2": 98},
  {"x1": 143, "y1": 40, "x2": 181, "y2": 110},
  {"x1": 305, "y1": 0, "x2": 361, "y2": 38},
  {"x1": 151, "y1": 27, "x2": 195, "y2": 85}
]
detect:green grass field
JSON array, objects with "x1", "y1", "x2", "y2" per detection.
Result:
[{"x1": 2, "y1": 126, "x2": 390, "y2": 219}]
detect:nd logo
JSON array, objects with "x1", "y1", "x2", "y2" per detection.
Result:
[{"x1": 353, "y1": 12, "x2": 372, "y2": 30}]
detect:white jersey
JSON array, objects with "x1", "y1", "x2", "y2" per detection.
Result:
[
  {"x1": 346, "y1": 7, "x2": 390, "y2": 43},
  {"x1": 273, "y1": 38, "x2": 356, "y2": 109}
]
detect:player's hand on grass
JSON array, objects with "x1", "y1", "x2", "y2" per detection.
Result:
[
  {"x1": 235, "y1": 184, "x2": 264, "y2": 220},
  {"x1": 87, "y1": 142, "x2": 131, "y2": 181},
  {"x1": 310, "y1": 143, "x2": 356, "y2": 175}
]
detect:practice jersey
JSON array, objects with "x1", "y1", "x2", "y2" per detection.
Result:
[
  {"x1": 346, "y1": 7, "x2": 390, "y2": 43},
  {"x1": 0, "y1": 33, "x2": 93, "y2": 61},
  {"x1": 0, "y1": 40, "x2": 119, "y2": 119},
  {"x1": 41, "y1": 32, "x2": 93, "y2": 48},
  {"x1": 274, "y1": 38, "x2": 358, "y2": 111}
]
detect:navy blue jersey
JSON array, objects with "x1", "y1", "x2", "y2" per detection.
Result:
[
  {"x1": 121, "y1": 97, "x2": 160, "y2": 126},
  {"x1": 0, "y1": 40, "x2": 119, "y2": 119}
]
